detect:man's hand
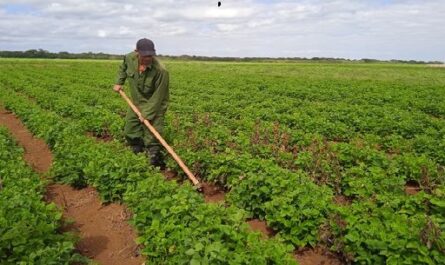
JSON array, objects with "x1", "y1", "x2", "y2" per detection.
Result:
[{"x1": 113, "y1": 84, "x2": 123, "y2": 92}]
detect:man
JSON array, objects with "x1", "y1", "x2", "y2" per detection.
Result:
[{"x1": 113, "y1": 38, "x2": 169, "y2": 170}]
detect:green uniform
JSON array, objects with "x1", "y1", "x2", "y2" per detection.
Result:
[{"x1": 115, "y1": 52, "x2": 169, "y2": 149}]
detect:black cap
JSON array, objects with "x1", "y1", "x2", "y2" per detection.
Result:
[{"x1": 136, "y1": 38, "x2": 156, "y2": 56}]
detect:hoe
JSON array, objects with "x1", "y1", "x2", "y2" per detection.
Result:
[{"x1": 118, "y1": 90, "x2": 202, "y2": 190}]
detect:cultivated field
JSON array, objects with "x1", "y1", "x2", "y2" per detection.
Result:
[{"x1": 1, "y1": 58, "x2": 444, "y2": 264}]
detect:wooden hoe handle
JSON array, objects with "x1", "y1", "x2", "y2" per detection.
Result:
[{"x1": 118, "y1": 90, "x2": 201, "y2": 187}]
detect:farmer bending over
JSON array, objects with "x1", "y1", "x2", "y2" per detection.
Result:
[{"x1": 113, "y1": 38, "x2": 169, "y2": 170}]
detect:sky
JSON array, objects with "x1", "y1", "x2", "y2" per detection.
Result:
[{"x1": 0, "y1": 0, "x2": 444, "y2": 61}]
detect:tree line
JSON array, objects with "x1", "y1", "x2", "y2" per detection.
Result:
[{"x1": 0, "y1": 49, "x2": 442, "y2": 64}]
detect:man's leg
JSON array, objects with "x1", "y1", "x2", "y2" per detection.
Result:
[
  {"x1": 143, "y1": 115, "x2": 166, "y2": 170},
  {"x1": 124, "y1": 109, "x2": 145, "y2": 154}
]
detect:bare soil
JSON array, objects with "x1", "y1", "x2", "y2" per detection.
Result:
[
  {"x1": 405, "y1": 180, "x2": 421, "y2": 195},
  {"x1": 86, "y1": 131, "x2": 113, "y2": 142},
  {"x1": 333, "y1": 195, "x2": 352, "y2": 206},
  {"x1": 0, "y1": 108, "x2": 52, "y2": 173},
  {"x1": 162, "y1": 169, "x2": 181, "y2": 181},
  {"x1": 200, "y1": 182, "x2": 226, "y2": 203},
  {"x1": 162, "y1": 171, "x2": 226, "y2": 203},
  {"x1": 246, "y1": 219, "x2": 275, "y2": 238},
  {"x1": 46, "y1": 185, "x2": 144, "y2": 265},
  {"x1": 0, "y1": 106, "x2": 145, "y2": 265},
  {"x1": 295, "y1": 247, "x2": 345, "y2": 265}
]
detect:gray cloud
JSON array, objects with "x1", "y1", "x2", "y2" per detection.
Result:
[{"x1": 0, "y1": 0, "x2": 444, "y2": 61}]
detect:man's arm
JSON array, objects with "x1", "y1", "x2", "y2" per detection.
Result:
[
  {"x1": 114, "y1": 56, "x2": 128, "y2": 92},
  {"x1": 140, "y1": 69, "x2": 169, "y2": 121}
]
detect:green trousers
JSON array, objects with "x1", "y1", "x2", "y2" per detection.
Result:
[{"x1": 124, "y1": 108, "x2": 164, "y2": 149}]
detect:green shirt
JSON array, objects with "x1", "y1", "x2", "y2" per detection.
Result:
[{"x1": 115, "y1": 52, "x2": 169, "y2": 121}]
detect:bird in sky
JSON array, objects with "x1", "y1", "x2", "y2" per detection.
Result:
[{"x1": 218, "y1": 1, "x2": 221, "y2": 7}]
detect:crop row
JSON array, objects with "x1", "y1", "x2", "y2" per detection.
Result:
[
  {"x1": 1, "y1": 59, "x2": 445, "y2": 263},
  {"x1": 0, "y1": 126, "x2": 85, "y2": 264},
  {"x1": 0, "y1": 89, "x2": 297, "y2": 264}
]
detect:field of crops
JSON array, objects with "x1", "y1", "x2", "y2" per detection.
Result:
[{"x1": 1, "y1": 58, "x2": 445, "y2": 264}]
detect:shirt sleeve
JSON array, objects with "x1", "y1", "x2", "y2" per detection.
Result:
[
  {"x1": 140, "y1": 69, "x2": 170, "y2": 121},
  {"x1": 115, "y1": 56, "x2": 127, "y2": 85}
]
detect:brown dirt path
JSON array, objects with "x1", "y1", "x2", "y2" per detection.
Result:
[
  {"x1": 0, "y1": 108, "x2": 52, "y2": 172},
  {"x1": 0, "y1": 107, "x2": 145, "y2": 265}
]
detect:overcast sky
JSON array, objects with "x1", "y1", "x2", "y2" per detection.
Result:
[{"x1": 0, "y1": 0, "x2": 444, "y2": 61}]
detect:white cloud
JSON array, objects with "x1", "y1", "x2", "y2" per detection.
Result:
[
  {"x1": 0, "y1": 0, "x2": 444, "y2": 61},
  {"x1": 97, "y1": 30, "x2": 107, "y2": 38},
  {"x1": 216, "y1": 23, "x2": 240, "y2": 32}
]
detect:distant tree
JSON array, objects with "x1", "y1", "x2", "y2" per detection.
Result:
[{"x1": 0, "y1": 50, "x2": 441, "y2": 64}]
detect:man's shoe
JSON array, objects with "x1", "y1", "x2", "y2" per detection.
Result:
[
  {"x1": 126, "y1": 137, "x2": 145, "y2": 154},
  {"x1": 147, "y1": 146, "x2": 166, "y2": 170},
  {"x1": 130, "y1": 145, "x2": 144, "y2": 154}
]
